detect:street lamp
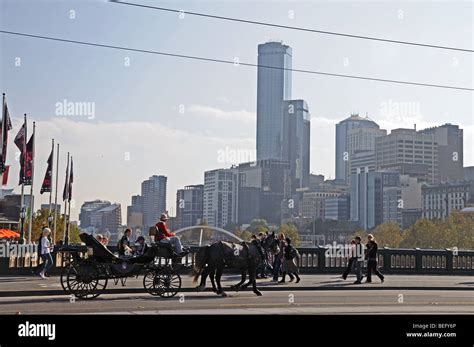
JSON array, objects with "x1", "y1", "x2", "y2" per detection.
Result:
[{"x1": 19, "y1": 207, "x2": 26, "y2": 244}]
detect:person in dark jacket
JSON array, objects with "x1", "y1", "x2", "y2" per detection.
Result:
[
  {"x1": 278, "y1": 238, "x2": 300, "y2": 284},
  {"x1": 118, "y1": 229, "x2": 133, "y2": 256},
  {"x1": 342, "y1": 239, "x2": 356, "y2": 280},
  {"x1": 365, "y1": 234, "x2": 384, "y2": 283}
]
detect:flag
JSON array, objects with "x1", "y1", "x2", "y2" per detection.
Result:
[
  {"x1": 14, "y1": 121, "x2": 26, "y2": 184},
  {"x1": 40, "y1": 146, "x2": 53, "y2": 194},
  {"x1": 0, "y1": 100, "x2": 12, "y2": 173},
  {"x1": 20, "y1": 133, "x2": 34, "y2": 186},
  {"x1": 62, "y1": 156, "x2": 69, "y2": 201},
  {"x1": 68, "y1": 157, "x2": 73, "y2": 202},
  {"x1": 1, "y1": 165, "x2": 9, "y2": 186}
]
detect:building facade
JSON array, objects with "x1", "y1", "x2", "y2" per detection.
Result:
[
  {"x1": 176, "y1": 184, "x2": 204, "y2": 229},
  {"x1": 141, "y1": 175, "x2": 167, "y2": 228},
  {"x1": 203, "y1": 168, "x2": 236, "y2": 229},
  {"x1": 422, "y1": 181, "x2": 470, "y2": 220}
]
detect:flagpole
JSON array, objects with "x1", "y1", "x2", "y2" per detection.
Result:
[
  {"x1": 27, "y1": 121, "x2": 36, "y2": 243},
  {"x1": 19, "y1": 114, "x2": 27, "y2": 244},
  {"x1": 47, "y1": 139, "x2": 54, "y2": 229},
  {"x1": 63, "y1": 152, "x2": 69, "y2": 244},
  {"x1": 0, "y1": 93, "x2": 5, "y2": 187},
  {"x1": 53, "y1": 142, "x2": 59, "y2": 244}
]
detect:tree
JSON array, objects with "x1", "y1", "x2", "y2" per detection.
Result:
[
  {"x1": 247, "y1": 219, "x2": 269, "y2": 234},
  {"x1": 25, "y1": 208, "x2": 80, "y2": 244},
  {"x1": 234, "y1": 227, "x2": 253, "y2": 241},
  {"x1": 372, "y1": 221, "x2": 404, "y2": 248},
  {"x1": 278, "y1": 223, "x2": 300, "y2": 247}
]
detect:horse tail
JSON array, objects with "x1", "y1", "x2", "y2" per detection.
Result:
[{"x1": 192, "y1": 245, "x2": 210, "y2": 284}]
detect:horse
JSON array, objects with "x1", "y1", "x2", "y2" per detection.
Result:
[{"x1": 192, "y1": 232, "x2": 280, "y2": 297}]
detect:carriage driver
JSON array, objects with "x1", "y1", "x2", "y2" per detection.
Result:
[{"x1": 155, "y1": 213, "x2": 188, "y2": 257}]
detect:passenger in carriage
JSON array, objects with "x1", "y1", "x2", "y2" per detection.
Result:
[
  {"x1": 154, "y1": 213, "x2": 188, "y2": 257},
  {"x1": 118, "y1": 229, "x2": 133, "y2": 256},
  {"x1": 133, "y1": 236, "x2": 149, "y2": 256}
]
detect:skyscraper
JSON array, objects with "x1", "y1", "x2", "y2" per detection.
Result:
[
  {"x1": 203, "y1": 168, "x2": 236, "y2": 229},
  {"x1": 141, "y1": 175, "x2": 167, "y2": 228},
  {"x1": 335, "y1": 114, "x2": 384, "y2": 182},
  {"x1": 256, "y1": 41, "x2": 292, "y2": 161},
  {"x1": 282, "y1": 100, "x2": 311, "y2": 190}
]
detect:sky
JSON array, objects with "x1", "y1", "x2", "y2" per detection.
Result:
[{"x1": 0, "y1": 0, "x2": 473, "y2": 221}]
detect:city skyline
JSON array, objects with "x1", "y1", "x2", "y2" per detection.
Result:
[{"x1": 1, "y1": 0, "x2": 472, "y2": 221}]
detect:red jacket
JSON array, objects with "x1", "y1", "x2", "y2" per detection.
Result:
[{"x1": 155, "y1": 221, "x2": 174, "y2": 241}]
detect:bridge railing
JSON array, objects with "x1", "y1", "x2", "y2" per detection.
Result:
[{"x1": 1, "y1": 244, "x2": 473, "y2": 275}]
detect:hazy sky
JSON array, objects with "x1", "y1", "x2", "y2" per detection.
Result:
[{"x1": 1, "y1": 0, "x2": 473, "y2": 221}]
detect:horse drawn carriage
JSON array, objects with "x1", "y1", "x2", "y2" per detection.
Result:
[{"x1": 57, "y1": 233, "x2": 183, "y2": 300}]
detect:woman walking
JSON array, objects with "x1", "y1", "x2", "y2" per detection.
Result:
[
  {"x1": 38, "y1": 228, "x2": 54, "y2": 279},
  {"x1": 278, "y1": 237, "x2": 300, "y2": 284}
]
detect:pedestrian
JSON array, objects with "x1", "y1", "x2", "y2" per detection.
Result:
[
  {"x1": 118, "y1": 229, "x2": 133, "y2": 256},
  {"x1": 342, "y1": 239, "x2": 356, "y2": 280},
  {"x1": 38, "y1": 228, "x2": 53, "y2": 279},
  {"x1": 279, "y1": 237, "x2": 300, "y2": 284},
  {"x1": 272, "y1": 233, "x2": 292, "y2": 282},
  {"x1": 133, "y1": 236, "x2": 149, "y2": 256},
  {"x1": 365, "y1": 234, "x2": 384, "y2": 283},
  {"x1": 352, "y1": 236, "x2": 365, "y2": 284}
]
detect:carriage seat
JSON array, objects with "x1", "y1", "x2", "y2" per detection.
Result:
[{"x1": 79, "y1": 233, "x2": 125, "y2": 263}]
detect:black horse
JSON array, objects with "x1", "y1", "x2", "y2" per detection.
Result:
[{"x1": 192, "y1": 232, "x2": 279, "y2": 296}]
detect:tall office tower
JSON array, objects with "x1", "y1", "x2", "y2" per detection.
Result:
[
  {"x1": 375, "y1": 129, "x2": 438, "y2": 183},
  {"x1": 256, "y1": 41, "x2": 292, "y2": 161},
  {"x1": 141, "y1": 175, "x2": 167, "y2": 228},
  {"x1": 350, "y1": 170, "x2": 401, "y2": 230},
  {"x1": 203, "y1": 169, "x2": 237, "y2": 229},
  {"x1": 419, "y1": 124, "x2": 463, "y2": 182},
  {"x1": 335, "y1": 114, "x2": 385, "y2": 183},
  {"x1": 176, "y1": 184, "x2": 204, "y2": 229},
  {"x1": 282, "y1": 100, "x2": 311, "y2": 190}
]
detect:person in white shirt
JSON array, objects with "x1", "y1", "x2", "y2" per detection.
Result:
[{"x1": 39, "y1": 228, "x2": 53, "y2": 279}]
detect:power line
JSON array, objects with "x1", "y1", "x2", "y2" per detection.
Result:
[
  {"x1": 0, "y1": 30, "x2": 472, "y2": 91},
  {"x1": 111, "y1": 0, "x2": 474, "y2": 53}
]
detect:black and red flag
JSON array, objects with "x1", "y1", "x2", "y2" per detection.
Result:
[
  {"x1": 0, "y1": 96, "x2": 12, "y2": 174},
  {"x1": 68, "y1": 157, "x2": 73, "y2": 202},
  {"x1": 14, "y1": 119, "x2": 27, "y2": 185},
  {"x1": 40, "y1": 146, "x2": 53, "y2": 194},
  {"x1": 21, "y1": 133, "x2": 34, "y2": 186},
  {"x1": 1, "y1": 165, "x2": 9, "y2": 186},
  {"x1": 62, "y1": 155, "x2": 69, "y2": 201}
]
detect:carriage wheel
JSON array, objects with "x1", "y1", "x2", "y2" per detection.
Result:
[
  {"x1": 143, "y1": 268, "x2": 181, "y2": 298},
  {"x1": 66, "y1": 263, "x2": 108, "y2": 300}
]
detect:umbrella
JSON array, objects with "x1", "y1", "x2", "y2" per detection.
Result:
[{"x1": 0, "y1": 229, "x2": 20, "y2": 239}]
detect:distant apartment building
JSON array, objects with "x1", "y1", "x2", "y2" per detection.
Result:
[
  {"x1": 176, "y1": 184, "x2": 204, "y2": 229},
  {"x1": 350, "y1": 150, "x2": 376, "y2": 176},
  {"x1": 350, "y1": 170, "x2": 402, "y2": 230},
  {"x1": 203, "y1": 168, "x2": 237, "y2": 229},
  {"x1": 422, "y1": 181, "x2": 470, "y2": 220},
  {"x1": 40, "y1": 203, "x2": 61, "y2": 215},
  {"x1": 419, "y1": 124, "x2": 463, "y2": 182},
  {"x1": 79, "y1": 200, "x2": 111, "y2": 228},
  {"x1": 301, "y1": 190, "x2": 341, "y2": 220},
  {"x1": 127, "y1": 195, "x2": 144, "y2": 229},
  {"x1": 375, "y1": 128, "x2": 438, "y2": 183},
  {"x1": 236, "y1": 159, "x2": 291, "y2": 225},
  {"x1": 464, "y1": 166, "x2": 474, "y2": 204},
  {"x1": 324, "y1": 195, "x2": 350, "y2": 221},
  {"x1": 141, "y1": 175, "x2": 167, "y2": 228},
  {"x1": 335, "y1": 114, "x2": 385, "y2": 182}
]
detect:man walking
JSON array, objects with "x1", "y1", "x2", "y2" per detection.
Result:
[
  {"x1": 352, "y1": 236, "x2": 364, "y2": 284},
  {"x1": 365, "y1": 234, "x2": 384, "y2": 283}
]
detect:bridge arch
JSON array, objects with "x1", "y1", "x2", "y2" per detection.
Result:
[{"x1": 174, "y1": 225, "x2": 243, "y2": 246}]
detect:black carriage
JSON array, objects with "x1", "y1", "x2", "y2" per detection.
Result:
[{"x1": 57, "y1": 233, "x2": 183, "y2": 299}]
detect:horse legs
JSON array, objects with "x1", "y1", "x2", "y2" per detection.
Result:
[
  {"x1": 209, "y1": 269, "x2": 218, "y2": 293},
  {"x1": 230, "y1": 270, "x2": 247, "y2": 291},
  {"x1": 215, "y1": 266, "x2": 227, "y2": 297},
  {"x1": 196, "y1": 266, "x2": 211, "y2": 292},
  {"x1": 248, "y1": 266, "x2": 262, "y2": 296}
]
